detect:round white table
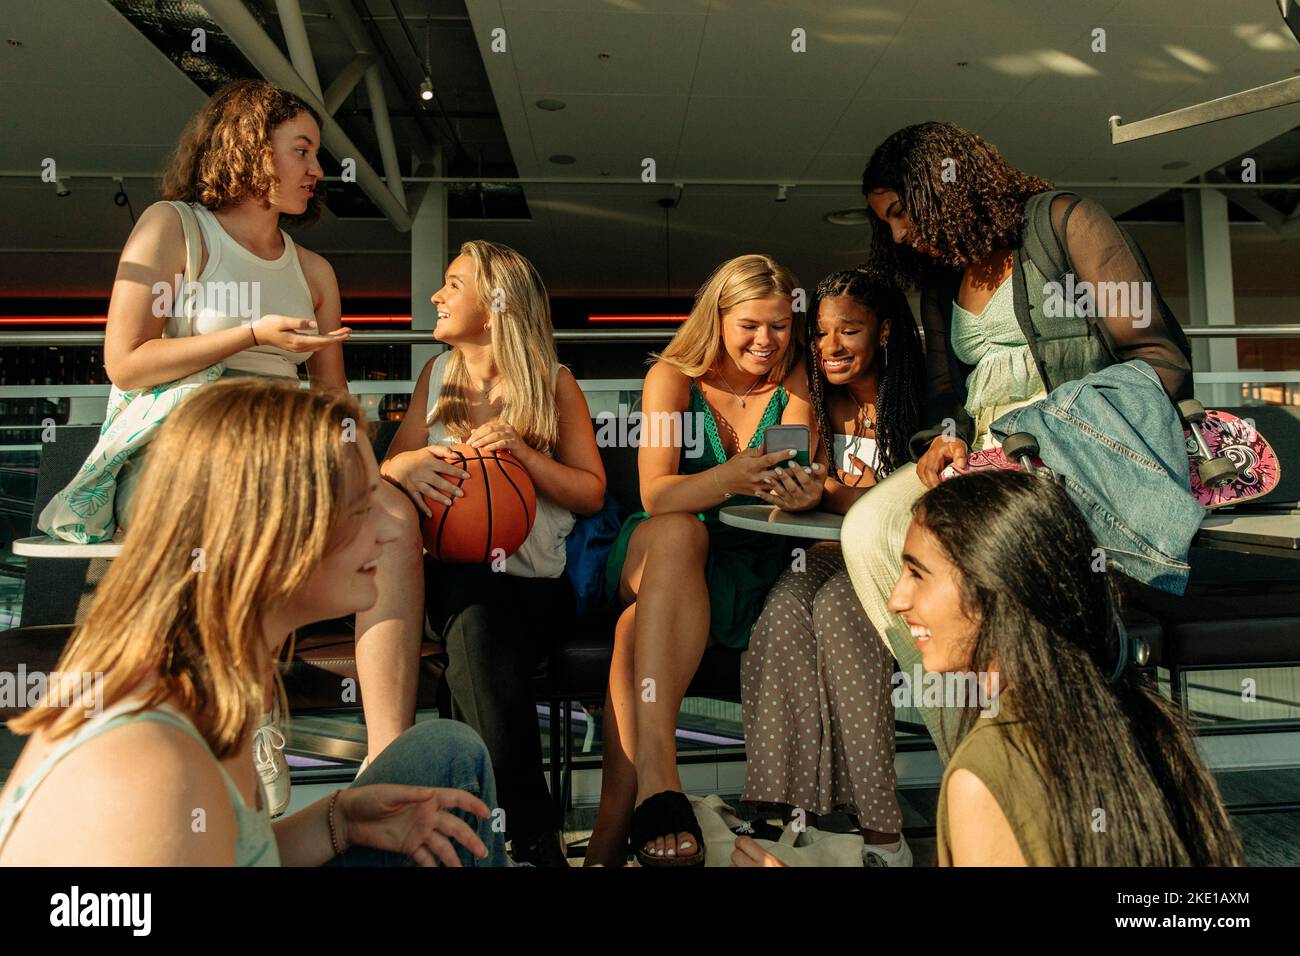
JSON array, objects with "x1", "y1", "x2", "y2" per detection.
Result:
[
  {"x1": 718, "y1": 504, "x2": 844, "y2": 541},
  {"x1": 12, "y1": 536, "x2": 124, "y2": 559}
]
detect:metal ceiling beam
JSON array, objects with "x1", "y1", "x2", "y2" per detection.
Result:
[
  {"x1": 321, "y1": 0, "x2": 412, "y2": 210},
  {"x1": 198, "y1": 0, "x2": 411, "y2": 231},
  {"x1": 274, "y1": 0, "x2": 323, "y2": 99},
  {"x1": 324, "y1": 54, "x2": 372, "y2": 114}
]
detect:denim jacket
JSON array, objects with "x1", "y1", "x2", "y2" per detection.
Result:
[{"x1": 990, "y1": 360, "x2": 1202, "y2": 595}]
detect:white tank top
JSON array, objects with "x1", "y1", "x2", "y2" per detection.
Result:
[
  {"x1": 166, "y1": 203, "x2": 316, "y2": 379},
  {"x1": 424, "y1": 351, "x2": 575, "y2": 579}
]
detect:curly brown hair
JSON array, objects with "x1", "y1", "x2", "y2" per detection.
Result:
[
  {"x1": 161, "y1": 79, "x2": 325, "y2": 228},
  {"x1": 861, "y1": 122, "x2": 1052, "y2": 285}
]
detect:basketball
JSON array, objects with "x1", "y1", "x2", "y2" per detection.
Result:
[{"x1": 421, "y1": 444, "x2": 537, "y2": 564}]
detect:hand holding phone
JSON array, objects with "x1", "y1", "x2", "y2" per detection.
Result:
[{"x1": 761, "y1": 424, "x2": 810, "y2": 467}]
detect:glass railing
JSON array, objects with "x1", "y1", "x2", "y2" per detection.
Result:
[{"x1": 1, "y1": 331, "x2": 1299, "y2": 774}]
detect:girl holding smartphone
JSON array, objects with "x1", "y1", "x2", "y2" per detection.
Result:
[
  {"x1": 585, "y1": 254, "x2": 818, "y2": 867},
  {"x1": 740, "y1": 265, "x2": 925, "y2": 866}
]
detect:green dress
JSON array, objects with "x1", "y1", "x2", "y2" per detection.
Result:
[{"x1": 603, "y1": 380, "x2": 795, "y2": 650}]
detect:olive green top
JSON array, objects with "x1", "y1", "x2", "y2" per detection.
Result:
[
  {"x1": 935, "y1": 699, "x2": 1058, "y2": 866},
  {"x1": 949, "y1": 260, "x2": 1108, "y2": 420}
]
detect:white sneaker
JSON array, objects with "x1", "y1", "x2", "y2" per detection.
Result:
[
  {"x1": 253, "y1": 706, "x2": 291, "y2": 819},
  {"x1": 863, "y1": 833, "x2": 913, "y2": 867}
]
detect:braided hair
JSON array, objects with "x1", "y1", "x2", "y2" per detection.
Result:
[{"x1": 807, "y1": 265, "x2": 924, "y2": 483}]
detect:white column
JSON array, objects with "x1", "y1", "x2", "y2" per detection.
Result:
[
  {"x1": 1183, "y1": 187, "x2": 1239, "y2": 407},
  {"x1": 410, "y1": 156, "x2": 447, "y2": 381}
]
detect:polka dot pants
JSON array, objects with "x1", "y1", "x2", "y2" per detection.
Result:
[{"x1": 740, "y1": 542, "x2": 902, "y2": 833}]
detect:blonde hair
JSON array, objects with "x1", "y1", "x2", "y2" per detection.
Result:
[
  {"x1": 9, "y1": 379, "x2": 369, "y2": 757},
  {"x1": 429, "y1": 240, "x2": 561, "y2": 455},
  {"x1": 653, "y1": 253, "x2": 803, "y2": 382}
]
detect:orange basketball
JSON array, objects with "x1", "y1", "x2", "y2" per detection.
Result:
[{"x1": 421, "y1": 444, "x2": 537, "y2": 564}]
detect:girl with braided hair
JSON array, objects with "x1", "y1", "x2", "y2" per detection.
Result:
[{"x1": 739, "y1": 265, "x2": 924, "y2": 866}]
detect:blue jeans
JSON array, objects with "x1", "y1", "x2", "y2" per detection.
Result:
[
  {"x1": 327, "y1": 718, "x2": 509, "y2": 867},
  {"x1": 991, "y1": 359, "x2": 1202, "y2": 594}
]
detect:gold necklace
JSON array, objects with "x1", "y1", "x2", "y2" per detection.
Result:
[
  {"x1": 473, "y1": 377, "x2": 502, "y2": 402},
  {"x1": 849, "y1": 391, "x2": 876, "y2": 432},
  {"x1": 717, "y1": 369, "x2": 763, "y2": 408}
]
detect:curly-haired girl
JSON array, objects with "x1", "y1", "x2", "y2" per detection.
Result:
[
  {"x1": 102, "y1": 80, "x2": 425, "y2": 815},
  {"x1": 840, "y1": 122, "x2": 1193, "y2": 761}
]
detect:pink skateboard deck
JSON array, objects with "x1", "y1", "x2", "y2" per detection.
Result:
[{"x1": 940, "y1": 409, "x2": 1280, "y2": 510}]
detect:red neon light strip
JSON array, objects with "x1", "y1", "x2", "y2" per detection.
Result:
[
  {"x1": 587, "y1": 314, "x2": 687, "y2": 324},
  {"x1": 0, "y1": 315, "x2": 414, "y2": 326}
]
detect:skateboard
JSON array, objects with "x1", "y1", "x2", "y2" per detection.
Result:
[{"x1": 940, "y1": 401, "x2": 1281, "y2": 511}]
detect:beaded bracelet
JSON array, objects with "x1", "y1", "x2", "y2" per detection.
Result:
[{"x1": 327, "y1": 789, "x2": 344, "y2": 855}]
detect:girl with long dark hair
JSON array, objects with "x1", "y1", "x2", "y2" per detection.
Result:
[
  {"x1": 839, "y1": 122, "x2": 1193, "y2": 760},
  {"x1": 736, "y1": 472, "x2": 1241, "y2": 867},
  {"x1": 739, "y1": 265, "x2": 924, "y2": 865}
]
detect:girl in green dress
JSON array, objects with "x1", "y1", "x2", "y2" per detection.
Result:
[{"x1": 585, "y1": 254, "x2": 820, "y2": 867}]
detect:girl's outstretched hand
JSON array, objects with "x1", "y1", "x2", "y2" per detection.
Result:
[{"x1": 339, "y1": 784, "x2": 491, "y2": 867}]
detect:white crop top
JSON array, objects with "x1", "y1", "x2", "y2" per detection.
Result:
[
  {"x1": 166, "y1": 203, "x2": 316, "y2": 379},
  {"x1": 832, "y1": 432, "x2": 879, "y2": 477},
  {"x1": 424, "y1": 351, "x2": 575, "y2": 579}
]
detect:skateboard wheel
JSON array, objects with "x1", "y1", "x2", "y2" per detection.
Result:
[
  {"x1": 1197, "y1": 455, "x2": 1238, "y2": 488},
  {"x1": 1001, "y1": 432, "x2": 1040, "y2": 461},
  {"x1": 1177, "y1": 399, "x2": 1206, "y2": 423}
]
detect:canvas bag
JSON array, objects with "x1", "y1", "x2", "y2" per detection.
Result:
[
  {"x1": 37, "y1": 201, "x2": 226, "y2": 543},
  {"x1": 688, "y1": 794, "x2": 864, "y2": 867}
]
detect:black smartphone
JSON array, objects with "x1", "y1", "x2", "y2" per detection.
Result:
[{"x1": 762, "y1": 424, "x2": 810, "y2": 467}]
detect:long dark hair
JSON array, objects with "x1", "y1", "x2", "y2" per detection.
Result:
[
  {"x1": 862, "y1": 122, "x2": 1053, "y2": 285},
  {"x1": 807, "y1": 266, "x2": 923, "y2": 481},
  {"x1": 915, "y1": 472, "x2": 1242, "y2": 866}
]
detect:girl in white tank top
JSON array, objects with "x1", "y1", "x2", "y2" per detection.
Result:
[{"x1": 178, "y1": 203, "x2": 318, "y2": 379}]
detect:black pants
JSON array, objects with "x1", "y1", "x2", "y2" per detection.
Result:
[{"x1": 425, "y1": 559, "x2": 573, "y2": 838}]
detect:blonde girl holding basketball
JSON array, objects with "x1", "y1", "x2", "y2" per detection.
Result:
[{"x1": 380, "y1": 240, "x2": 605, "y2": 867}]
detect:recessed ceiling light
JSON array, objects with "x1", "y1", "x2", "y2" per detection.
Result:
[
  {"x1": 549, "y1": 154, "x2": 577, "y2": 165},
  {"x1": 536, "y1": 99, "x2": 566, "y2": 111},
  {"x1": 1161, "y1": 160, "x2": 1190, "y2": 170},
  {"x1": 824, "y1": 208, "x2": 872, "y2": 226}
]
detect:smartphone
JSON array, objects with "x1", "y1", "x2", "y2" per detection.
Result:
[{"x1": 763, "y1": 424, "x2": 810, "y2": 467}]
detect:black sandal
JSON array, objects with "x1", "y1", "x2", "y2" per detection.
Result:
[{"x1": 630, "y1": 791, "x2": 706, "y2": 867}]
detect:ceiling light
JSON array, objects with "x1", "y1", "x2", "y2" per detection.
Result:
[
  {"x1": 419, "y1": 78, "x2": 433, "y2": 101},
  {"x1": 536, "y1": 99, "x2": 566, "y2": 111},
  {"x1": 549, "y1": 154, "x2": 576, "y2": 165},
  {"x1": 824, "y1": 207, "x2": 871, "y2": 226}
]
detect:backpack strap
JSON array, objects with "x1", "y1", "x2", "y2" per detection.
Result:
[
  {"x1": 1010, "y1": 246, "x2": 1054, "y2": 394},
  {"x1": 1021, "y1": 189, "x2": 1077, "y2": 284}
]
